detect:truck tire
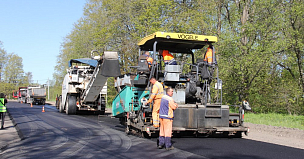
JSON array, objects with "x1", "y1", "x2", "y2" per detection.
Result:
[
  {"x1": 99, "y1": 96, "x2": 106, "y2": 115},
  {"x1": 66, "y1": 95, "x2": 76, "y2": 115},
  {"x1": 59, "y1": 101, "x2": 64, "y2": 113},
  {"x1": 234, "y1": 131, "x2": 242, "y2": 138},
  {"x1": 56, "y1": 98, "x2": 60, "y2": 109}
]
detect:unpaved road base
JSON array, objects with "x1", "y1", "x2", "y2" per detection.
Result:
[{"x1": 244, "y1": 122, "x2": 304, "y2": 150}]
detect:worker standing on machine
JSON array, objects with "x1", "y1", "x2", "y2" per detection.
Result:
[
  {"x1": 158, "y1": 87, "x2": 178, "y2": 150},
  {"x1": 146, "y1": 77, "x2": 164, "y2": 128},
  {"x1": 144, "y1": 51, "x2": 153, "y2": 67},
  {"x1": 204, "y1": 45, "x2": 216, "y2": 64}
]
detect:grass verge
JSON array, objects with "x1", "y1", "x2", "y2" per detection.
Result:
[{"x1": 245, "y1": 113, "x2": 304, "y2": 130}]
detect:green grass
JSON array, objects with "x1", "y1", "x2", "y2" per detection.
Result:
[{"x1": 245, "y1": 113, "x2": 304, "y2": 130}]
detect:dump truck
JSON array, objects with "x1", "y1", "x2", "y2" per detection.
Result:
[
  {"x1": 58, "y1": 50, "x2": 120, "y2": 115},
  {"x1": 112, "y1": 32, "x2": 251, "y2": 137},
  {"x1": 26, "y1": 86, "x2": 46, "y2": 105},
  {"x1": 17, "y1": 87, "x2": 28, "y2": 103}
]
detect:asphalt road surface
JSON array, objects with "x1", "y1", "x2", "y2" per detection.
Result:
[{"x1": 1, "y1": 101, "x2": 303, "y2": 159}]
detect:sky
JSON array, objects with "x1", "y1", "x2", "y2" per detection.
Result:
[{"x1": 0, "y1": 0, "x2": 86, "y2": 85}]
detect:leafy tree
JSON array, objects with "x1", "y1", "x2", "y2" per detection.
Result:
[
  {"x1": 4, "y1": 53, "x2": 24, "y2": 84},
  {"x1": 0, "y1": 43, "x2": 27, "y2": 96},
  {"x1": 274, "y1": 0, "x2": 304, "y2": 114},
  {"x1": 0, "y1": 41, "x2": 8, "y2": 82},
  {"x1": 54, "y1": 0, "x2": 304, "y2": 115},
  {"x1": 23, "y1": 72, "x2": 33, "y2": 85}
]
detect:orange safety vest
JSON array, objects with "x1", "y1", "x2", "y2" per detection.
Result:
[
  {"x1": 162, "y1": 50, "x2": 174, "y2": 61},
  {"x1": 147, "y1": 81, "x2": 164, "y2": 103},
  {"x1": 204, "y1": 47, "x2": 214, "y2": 63},
  {"x1": 147, "y1": 57, "x2": 153, "y2": 65}
]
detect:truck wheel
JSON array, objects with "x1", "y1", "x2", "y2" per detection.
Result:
[
  {"x1": 96, "y1": 110, "x2": 105, "y2": 115},
  {"x1": 56, "y1": 99, "x2": 60, "y2": 109},
  {"x1": 234, "y1": 131, "x2": 242, "y2": 138},
  {"x1": 59, "y1": 101, "x2": 64, "y2": 113},
  {"x1": 66, "y1": 95, "x2": 76, "y2": 115}
]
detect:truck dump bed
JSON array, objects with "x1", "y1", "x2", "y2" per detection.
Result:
[
  {"x1": 28, "y1": 87, "x2": 46, "y2": 98},
  {"x1": 28, "y1": 88, "x2": 46, "y2": 98}
]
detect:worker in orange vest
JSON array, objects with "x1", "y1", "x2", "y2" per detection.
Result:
[
  {"x1": 159, "y1": 50, "x2": 177, "y2": 65},
  {"x1": 145, "y1": 51, "x2": 153, "y2": 67},
  {"x1": 146, "y1": 77, "x2": 164, "y2": 128},
  {"x1": 158, "y1": 87, "x2": 178, "y2": 150},
  {"x1": 204, "y1": 45, "x2": 216, "y2": 64}
]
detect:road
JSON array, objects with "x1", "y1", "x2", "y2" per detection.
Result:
[{"x1": 1, "y1": 101, "x2": 303, "y2": 159}]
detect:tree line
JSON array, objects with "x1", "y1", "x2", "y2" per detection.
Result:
[
  {"x1": 54, "y1": 0, "x2": 304, "y2": 115},
  {"x1": 0, "y1": 42, "x2": 33, "y2": 98}
]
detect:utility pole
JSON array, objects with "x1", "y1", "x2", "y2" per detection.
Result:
[{"x1": 48, "y1": 78, "x2": 49, "y2": 100}]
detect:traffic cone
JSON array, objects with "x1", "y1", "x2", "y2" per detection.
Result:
[
  {"x1": 21, "y1": 101, "x2": 23, "y2": 104},
  {"x1": 31, "y1": 103, "x2": 33, "y2": 107},
  {"x1": 42, "y1": 106, "x2": 45, "y2": 112}
]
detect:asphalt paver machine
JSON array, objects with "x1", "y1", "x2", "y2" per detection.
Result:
[{"x1": 112, "y1": 32, "x2": 250, "y2": 137}]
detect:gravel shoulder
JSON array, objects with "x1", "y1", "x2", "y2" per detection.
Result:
[{"x1": 243, "y1": 122, "x2": 304, "y2": 150}]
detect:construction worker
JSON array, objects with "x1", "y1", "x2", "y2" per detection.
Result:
[
  {"x1": 0, "y1": 93, "x2": 8, "y2": 129},
  {"x1": 159, "y1": 50, "x2": 177, "y2": 65},
  {"x1": 158, "y1": 87, "x2": 178, "y2": 150},
  {"x1": 145, "y1": 51, "x2": 153, "y2": 67},
  {"x1": 72, "y1": 64, "x2": 78, "y2": 74},
  {"x1": 146, "y1": 77, "x2": 164, "y2": 128},
  {"x1": 204, "y1": 45, "x2": 216, "y2": 64}
]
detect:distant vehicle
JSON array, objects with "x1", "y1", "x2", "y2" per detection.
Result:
[
  {"x1": 17, "y1": 87, "x2": 28, "y2": 103},
  {"x1": 26, "y1": 86, "x2": 46, "y2": 105},
  {"x1": 57, "y1": 50, "x2": 120, "y2": 115},
  {"x1": 12, "y1": 90, "x2": 18, "y2": 99}
]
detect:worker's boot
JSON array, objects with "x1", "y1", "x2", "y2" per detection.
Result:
[
  {"x1": 165, "y1": 137, "x2": 174, "y2": 150},
  {"x1": 158, "y1": 136, "x2": 165, "y2": 149}
]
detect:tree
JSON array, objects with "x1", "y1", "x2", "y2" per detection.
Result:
[
  {"x1": 54, "y1": 0, "x2": 304, "y2": 115},
  {"x1": 0, "y1": 43, "x2": 26, "y2": 96},
  {"x1": 0, "y1": 41, "x2": 8, "y2": 81},
  {"x1": 4, "y1": 53, "x2": 24, "y2": 84},
  {"x1": 274, "y1": 0, "x2": 304, "y2": 114},
  {"x1": 23, "y1": 72, "x2": 33, "y2": 85},
  {"x1": 218, "y1": 1, "x2": 282, "y2": 106}
]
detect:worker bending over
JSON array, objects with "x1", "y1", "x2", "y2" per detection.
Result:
[
  {"x1": 159, "y1": 50, "x2": 177, "y2": 65},
  {"x1": 158, "y1": 87, "x2": 178, "y2": 150}
]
